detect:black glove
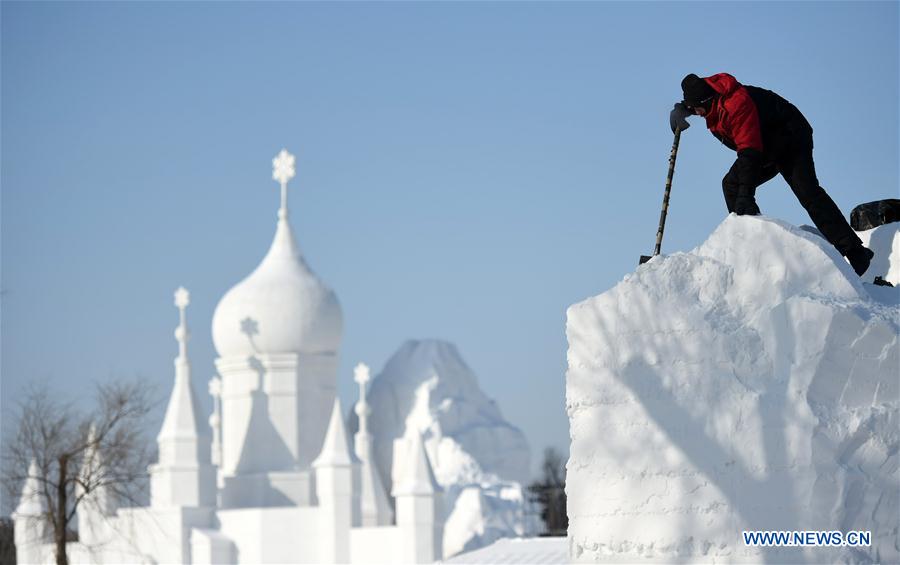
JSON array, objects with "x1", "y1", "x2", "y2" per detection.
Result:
[
  {"x1": 733, "y1": 195, "x2": 761, "y2": 216},
  {"x1": 669, "y1": 102, "x2": 691, "y2": 133}
]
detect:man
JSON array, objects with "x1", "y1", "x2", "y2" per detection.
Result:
[{"x1": 670, "y1": 73, "x2": 874, "y2": 276}]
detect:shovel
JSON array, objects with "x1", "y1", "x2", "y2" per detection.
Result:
[{"x1": 640, "y1": 128, "x2": 682, "y2": 265}]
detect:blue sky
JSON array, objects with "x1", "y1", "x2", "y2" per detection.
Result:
[{"x1": 2, "y1": 2, "x2": 897, "y2": 484}]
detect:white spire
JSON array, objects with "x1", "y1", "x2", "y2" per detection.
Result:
[
  {"x1": 393, "y1": 431, "x2": 444, "y2": 563},
  {"x1": 13, "y1": 459, "x2": 51, "y2": 561},
  {"x1": 353, "y1": 362, "x2": 393, "y2": 525},
  {"x1": 313, "y1": 397, "x2": 358, "y2": 563},
  {"x1": 78, "y1": 426, "x2": 116, "y2": 516},
  {"x1": 157, "y1": 287, "x2": 209, "y2": 460},
  {"x1": 76, "y1": 426, "x2": 116, "y2": 547},
  {"x1": 392, "y1": 431, "x2": 440, "y2": 496},
  {"x1": 313, "y1": 398, "x2": 354, "y2": 468},
  {"x1": 272, "y1": 148, "x2": 296, "y2": 221},
  {"x1": 14, "y1": 459, "x2": 46, "y2": 517},
  {"x1": 151, "y1": 288, "x2": 216, "y2": 508}
]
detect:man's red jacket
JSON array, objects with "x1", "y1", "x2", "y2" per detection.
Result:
[
  {"x1": 702, "y1": 73, "x2": 765, "y2": 154},
  {"x1": 697, "y1": 73, "x2": 810, "y2": 197}
]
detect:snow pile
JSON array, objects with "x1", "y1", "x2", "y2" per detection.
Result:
[
  {"x1": 856, "y1": 221, "x2": 899, "y2": 285},
  {"x1": 358, "y1": 339, "x2": 537, "y2": 558},
  {"x1": 566, "y1": 215, "x2": 898, "y2": 564}
]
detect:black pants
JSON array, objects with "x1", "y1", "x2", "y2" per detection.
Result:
[{"x1": 722, "y1": 131, "x2": 862, "y2": 256}]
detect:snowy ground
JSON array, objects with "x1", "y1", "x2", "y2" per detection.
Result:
[{"x1": 443, "y1": 537, "x2": 568, "y2": 564}]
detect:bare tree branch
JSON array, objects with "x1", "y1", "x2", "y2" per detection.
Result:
[{"x1": 2, "y1": 379, "x2": 157, "y2": 565}]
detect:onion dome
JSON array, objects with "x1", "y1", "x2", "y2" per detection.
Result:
[{"x1": 211, "y1": 149, "x2": 343, "y2": 357}]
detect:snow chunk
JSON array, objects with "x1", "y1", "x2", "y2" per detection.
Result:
[
  {"x1": 566, "y1": 215, "x2": 898, "y2": 564},
  {"x1": 856, "y1": 221, "x2": 899, "y2": 285},
  {"x1": 357, "y1": 339, "x2": 537, "y2": 558}
]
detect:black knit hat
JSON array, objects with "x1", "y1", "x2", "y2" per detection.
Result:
[{"x1": 681, "y1": 74, "x2": 716, "y2": 108}]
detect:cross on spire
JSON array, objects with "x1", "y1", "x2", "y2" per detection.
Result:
[
  {"x1": 272, "y1": 148, "x2": 296, "y2": 220},
  {"x1": 174, "y1": 286, "x2": 190, "y2": 309},
  {"x1": 354, "y1": 363, "x2": 371, "y2": 387}
]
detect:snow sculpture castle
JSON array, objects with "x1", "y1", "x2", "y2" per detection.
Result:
[{"x1": 13, "y1": 149, "x2": 443, "y2": 564}]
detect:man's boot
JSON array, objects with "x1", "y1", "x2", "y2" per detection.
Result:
[{"x1": 845, "y1": 245, "x2": 874, "y2": 276}]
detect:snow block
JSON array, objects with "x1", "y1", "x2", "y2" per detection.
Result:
[
  {"x1": 857, "y1": 221, "x2": 900, "y2": 285},
  {"x1": 566, "y1": 216, "x2": 899, "y2": 563}
]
